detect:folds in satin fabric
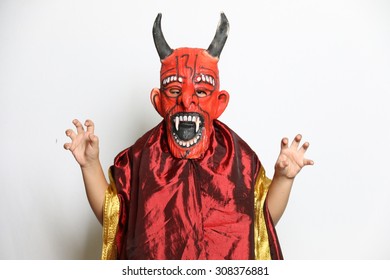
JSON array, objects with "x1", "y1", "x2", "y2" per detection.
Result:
[{"x1": 102, "y1": 120, "x2": 283, "y2": 260}]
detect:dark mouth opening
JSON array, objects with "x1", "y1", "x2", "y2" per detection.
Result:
[{"x1": 171, "y1": 113, "x2": 204, "y2": 148}]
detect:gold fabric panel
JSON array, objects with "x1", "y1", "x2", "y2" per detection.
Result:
[
  {"x1": 101, "y1": 169, "x2": 120, "y2": 260},
  {"x1": 254, "y1": 166, "x2": 272, "y2": 260}
]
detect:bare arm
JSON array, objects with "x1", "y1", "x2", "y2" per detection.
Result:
[
  {"x1": 64, "y1": 119, "x2": 109, "y2": 225},
  {"x1": 267, "y1": 134, "x2": 314, "y2": 225}
]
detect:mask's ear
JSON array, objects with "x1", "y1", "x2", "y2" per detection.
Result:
[
  {"x1": 215, "y1": 90, "x2": 230, "y2": 118},
  {"x1": 150, "y1": 88, "x2": 164, "y2": 117}
]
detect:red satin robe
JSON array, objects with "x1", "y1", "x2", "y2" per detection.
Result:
[{"x1": 101, "y1": 120, "x2": 283, "y2": 260}]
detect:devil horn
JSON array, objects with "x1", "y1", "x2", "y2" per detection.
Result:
[
  {"x1": 207, "y1": 12, "x2": 229, "y2": 59},
  {"x1": 153, "y1": 13, "x2": 173, "y2": 60}
]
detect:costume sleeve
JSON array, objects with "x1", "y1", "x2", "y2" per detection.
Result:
[
  {"x1": 254, "y1": 166, "x2": 283, "y2": 260},
  {"x1": 101, "y1": 168, "x2": 120, "y2": 260}
]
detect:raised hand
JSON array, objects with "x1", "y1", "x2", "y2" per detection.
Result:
[
  {"x1": 274, "y1": 134, "x2": 314, "y2": 179},
  {"x1": 64, "y1": 119, "x2": 100, "y2": 168}
]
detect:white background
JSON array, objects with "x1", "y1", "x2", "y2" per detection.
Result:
[{"x1": 1, "y1": 0, "x2": 389, "y2": 260}]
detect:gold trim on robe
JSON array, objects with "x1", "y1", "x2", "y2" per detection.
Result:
[
  {"x1": 101, "y1": 169, "x2": 120, "y2": 260},
  {"x1": 254, "y1": 166, "x2": 272, "y2": 260}
]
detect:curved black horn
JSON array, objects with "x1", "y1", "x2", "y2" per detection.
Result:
[
  {"x1": 207, "y1": 12, "x2": 229, "y2": 59},
  {"x1": 153, "y1": 13, "x2": 173, "y2": 60}
]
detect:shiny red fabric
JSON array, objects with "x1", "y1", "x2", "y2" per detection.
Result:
[{"x1": 110, "y1": 120, "x2": 263, "y2": 259}]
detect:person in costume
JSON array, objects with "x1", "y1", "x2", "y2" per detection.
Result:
[{"x1": 64, "y1": 13, "x2": 313, "y2": 260}]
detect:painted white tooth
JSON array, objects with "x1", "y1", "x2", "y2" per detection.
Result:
[
  {"x1": 196, "y1": 117, "x2": 201, "y2": 131},
  {"x1": 190, "y1": 140, "x2": 194, "y2": 145},
  {"x1": 178, "y1": 77, "x2": 183, "y2": 83},
  {"x1": 192, "y1": 116, "x2": 196, "y2": 122},
  {"x1": 184, "y1": 115, "x2": 187, "y2": 121},
  {"x1": 179, "y1": 116, "x2": 183, "y2": 121},
  {"x1": 186, "y1": 142, "x2": 190, "y2": 147},
  {"x1": 194, "y1": 137, "x2": 198, "y2": 143},
  {"x1": 179, "y1": 141, "x2": 183, "y2": 146},
  {"x1": 175, "y1": 116, "x2": 179, "y2": 131}
]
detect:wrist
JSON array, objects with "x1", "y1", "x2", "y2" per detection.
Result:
[
  {"x1": 80, "y1": 159, "x2": 102, "y2": 171},
  {"x1": 272, "y1": 172, "x2": 295, "y2": 182}
]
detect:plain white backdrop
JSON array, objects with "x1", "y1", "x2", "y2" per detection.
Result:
[{"x1": 1, "y1": 0, "x2": 389, "y2": 259}]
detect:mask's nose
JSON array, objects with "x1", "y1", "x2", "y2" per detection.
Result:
[{"x1": 177, "y1": 84, "x2": 199, "y2": 109}]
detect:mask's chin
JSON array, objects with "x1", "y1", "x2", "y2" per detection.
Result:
[{"x1": 167, "y1": 112, "x2": 208, "y2": 159}]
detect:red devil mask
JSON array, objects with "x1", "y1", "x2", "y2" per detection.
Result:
[{"x1": 151, "y1": 13, "x2": 230, "y2": 159}]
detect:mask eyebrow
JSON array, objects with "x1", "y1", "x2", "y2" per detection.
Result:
[
  {"x1": 162, "y1": 75, "x2": 183, "y2": 86},
  {"x1": 195, "y1": 74, "x2": 215, "y2": 86}
]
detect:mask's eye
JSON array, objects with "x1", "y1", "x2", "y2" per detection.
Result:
[
  {"x1": 169, "y1": 88, "x2": 181, "y2": 95},
  {"x1": 196, "y1": 90, "x2": 207, "y2": 97}
]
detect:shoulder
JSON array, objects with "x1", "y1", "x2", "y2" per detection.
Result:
[
  {"x1": 113, "y1": 121, "x2": 164, "y2": 165},
  {"x1": 214, "y1": 120, "x2": 257, "y2": 155}
]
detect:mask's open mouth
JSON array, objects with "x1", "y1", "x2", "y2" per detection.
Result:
[{"x1": 171, "y1": 113, "x2": 204, "y2": 148}]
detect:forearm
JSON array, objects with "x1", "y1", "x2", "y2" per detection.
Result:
[
  {"x1": 80, "y1": 160, "x2": 109, "y2": 225},
  {"x1": 266, "y1": 175, "x2": 294, "y2": 225}
]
